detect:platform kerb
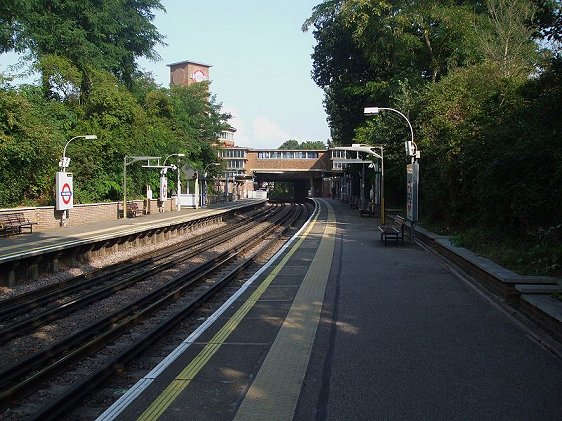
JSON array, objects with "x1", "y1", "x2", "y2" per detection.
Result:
[{"x1": 0, "y1": 202, "x2": 267, "y2": 285}]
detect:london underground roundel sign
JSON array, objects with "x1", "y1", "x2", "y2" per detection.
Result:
[
  {"x1": 56, "y1": 172, "x2": 74, "y2": 211},
  {"x1": 61, "y1": 183, "x2": 72, "y2": 205}
]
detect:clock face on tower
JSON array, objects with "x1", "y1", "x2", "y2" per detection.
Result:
[
  {"x1": 191, "y1": 69, "x2": 208, "y2": 83},
  {"x1": 172, "y1": 68, "x2": 185, "y2": 85}
]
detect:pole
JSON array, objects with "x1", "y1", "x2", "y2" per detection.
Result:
[
  {"x1": 225, "y1": 173, "x2": 229, "y2": 198},
  {"x1": 380, "y1": 146, "x2": 385, "y2": 225},
  {"x1": 360, "y1": 163, "x2": 365, "y2": 212},
  {"x1": 123, "y1": 156, "x2": 127, "y2": 219},
  {"x1": 177, "y1": 165, "x2": 181, "y2": 211}
]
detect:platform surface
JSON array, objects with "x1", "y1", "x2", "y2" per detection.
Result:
[
  {"x1": 96, "y1": 198, "x2": 562, "y2": 421},
  {"x1": 0, "y1": 200, "x2": 262, "y2": 262}
]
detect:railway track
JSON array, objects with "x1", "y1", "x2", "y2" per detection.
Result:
[
  {"x1": 0, "y1": 205, "x2": 277, "y2": 341},
  {"x1": 0, "y1": 202, "x2": 311, "y2": 419}
]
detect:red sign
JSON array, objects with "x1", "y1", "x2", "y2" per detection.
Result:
[{"x1": 61, "y1": 183, "x2": 72, "y2": 205}]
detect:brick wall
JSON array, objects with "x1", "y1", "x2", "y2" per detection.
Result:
[{"x1": 0, "y1": 199, "x2": 176, "y2": 231}]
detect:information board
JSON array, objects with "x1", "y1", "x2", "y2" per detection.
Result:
[
  {"x1": 160, "y1": 174, "x2": 168, "y2": 201},
  {"x1": 406, "y1": 162, "x2": 419, "y2": 222},
  {"x1": 56, "y1": 172, "x2": 74, "y2": 211}
]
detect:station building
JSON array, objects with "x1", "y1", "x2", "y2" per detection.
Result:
[
  {"x1": 215, "y1": 133, "x2": 334, "y2": 201},
  {"x1": 167, "y1": 59, "x2": 372, "y2": 203}
]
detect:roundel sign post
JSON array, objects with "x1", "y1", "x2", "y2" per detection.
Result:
[{"x1": 56, "y1": 172, "x2": 74, "y2": 211}]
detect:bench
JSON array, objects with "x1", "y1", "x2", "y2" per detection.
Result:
[
  {"x1": 378, "y1": 215, "x2": 406, "y2": 245},
  {"x1": 0, "y1": 212, "x2": 38, "y2": 236},
  {"x1": 360, "y1": 200, "x2": 375, "y2": 217},
  {"x1": 126, "y1": 202, "x2": 144, "y2": 217}
]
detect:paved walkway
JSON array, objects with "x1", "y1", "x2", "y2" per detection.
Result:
[
  {"x1": 98, "y1": 198, "x2": 562, "y2": 420},
  {"x1": 298, "y1": 199, "x2": 562, "y2": 420}
]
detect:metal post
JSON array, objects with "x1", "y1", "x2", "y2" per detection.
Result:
[
  {"x1": 360, "y1": 163, "x2": 365, "y2": 211},
  {"x1": 176, "y1": 165, "x2": 181, "y2": 211},
  {"x1": 225, "y1": 172, "x2": 229, "y2": 198},
  {"x1": 380, "y1": 146, "x2": 385, "y2": 225},
  {"x1": 123, "y1": 156, "x2": 127, "y2": 219}
]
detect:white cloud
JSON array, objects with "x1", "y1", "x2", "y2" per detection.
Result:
[
  {"x1": 225, "y1": 112, "x2": 329, "y2": 150},
  {"x1": 224, "y1": 108, "x2": 249, "y2": 146},
  {"x1": 250, "y1": 116, "x2": 291, "y2": 149}
]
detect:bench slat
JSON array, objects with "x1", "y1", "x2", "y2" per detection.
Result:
[
  {"x1": 0, "y1": 212, "x2": 37, "y2": 235},
  {"x1": 378, "y1": 215, "x2": 406, "y2": 246}
]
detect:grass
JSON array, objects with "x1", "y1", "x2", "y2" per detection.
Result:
[
  {"x1": 452, "y1": 227, "x2": 562, "y2": 277},
  {"x1": 418, "y1": 216, "x2": 562, "y2": 279}
]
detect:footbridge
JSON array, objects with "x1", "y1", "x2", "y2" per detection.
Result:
[{"x1": 217, "y1": 145, "x2": 385, "y2": 202}]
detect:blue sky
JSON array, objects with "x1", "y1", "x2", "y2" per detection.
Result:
[{"x1": 1, "y1": 0, "x2": 330, "y2": 149}]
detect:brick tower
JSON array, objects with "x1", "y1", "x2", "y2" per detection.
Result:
[{"x1": 167, "y1": 60, "x2": 212, "y2": 87}]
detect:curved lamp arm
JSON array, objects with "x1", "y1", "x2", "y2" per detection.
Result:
[{"x1": 364, "y1": 107, "x2": 418, "y2": 157}]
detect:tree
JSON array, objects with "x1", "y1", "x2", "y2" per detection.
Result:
[
  {"x1": 477, "y1": 0, "x2": 541, "y2": 77},
  {"x1": 278, "y1": 140, "x2": 326, "y2": 149},
  {"x1": 7, "y1": 0, "x2": 165, "y2": 96},
  {"x1": 0, "y1": 1, "x2": 20, "y2": 53},
  {"x1": 304, "y1": 1, "x2": 487, "y2": 145},
  {"x1": 278, "y1": 140, "x2": 299, "y2": 149},
  {"x1": 0, "y1": 84, "x2": 63, "y2": 205}
]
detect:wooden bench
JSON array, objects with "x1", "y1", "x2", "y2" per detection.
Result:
[
  {"x1": 360, "y1": 200, "x2": 374, "y2": 217},
  {"x1": 378, "y1": 215, "x2": 406, "y2": 245},
  {"x1": 126, "y1": 202, "x2": 144, "y2": 217},
  {"x1": 0, "y1": 212, "x2": 38, "y2": 235}
]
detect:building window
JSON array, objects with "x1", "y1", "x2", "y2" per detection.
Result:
[
  {"x1": 219, "y1": 149, "x2": 247, "y2": 159},
  {"x1": 257, "y1": 151, "x2": 320, "y2": 159},
  {"x1": 227, "y1": 159, "x2": 245, "y2": 169}
]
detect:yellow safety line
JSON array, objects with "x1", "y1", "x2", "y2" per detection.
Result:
[
  {"x1": 233, "y1": 202, "x2": 336, "y2": 420},
  {"x1": 137, "y1": 206, "x2": 320, "y2": 421}
]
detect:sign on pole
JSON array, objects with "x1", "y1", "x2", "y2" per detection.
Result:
[
  {"x1": 406, "y1": 162, "x2": 419, "y2": 222},
  {"x1": 56, "y1": 172, "x2": 74, "y2": 211},
  {"x1": 160, "y1": 174, "x2": 168, "y2": 201}
]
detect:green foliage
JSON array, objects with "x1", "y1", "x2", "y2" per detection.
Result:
[
  {"x1": 37, "y1": 54, "x2": 82, "y2": 102},
  {"x1": 419, "y1": 58, "x2": 561, "y2": 232},
  {"x1": 0, "y1": 0, "x2": 231, "y2": 207},
  {"x1": 0, "y1": 67, "x2": 230, "y2": 206},
  {"x1": 0, "y1": 85, "x2": 61, "y2": 205},
  {"x1": 307, "y1": 0, "x2": 561, "y2": 275},
  {"x1": 454, "y1": 227, "x2": 562, "y2": 276},
  {"x1": 1, "y1": 0, "x2": 165, "y2": 93},
  {"x1": 278, "y1": 139, "x2": 326, "y2": 149}
]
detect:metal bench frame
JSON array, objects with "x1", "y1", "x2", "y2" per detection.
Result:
[
  {"x1": 126, "y1": 202, "x2": 144, "y2": 218},
  {"x1": 378, "y1": 215, "x2": 406, "y2": 245},
  {"x1": 0, "y1": 212, "x2": 37, "y2": 236}
]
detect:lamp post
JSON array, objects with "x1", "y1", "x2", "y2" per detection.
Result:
[
  {"x1": 57, "y1": 134, "x2": 97, "y2": 226},
  {"x1": 204, "y1": 163, "x2": 220, "y2": 207},
  {"x1": 163, "y1": 153, "x2": 186, "y2": 211},
  {"x1": 60, "y1": 134, "x2": 97, "y2": 172},
  {"x1": 364, "y1": 106, "x2": 420, "y2": 243},
  {"x1": 123, "y1": 156, "x2": 161, "y2": 219},
  {"x1": 364, "y1": 107, "x2": 418, "y2": 162},
  {"x1": 375, "y1": 146, "x2": 384, "y2": 224}
]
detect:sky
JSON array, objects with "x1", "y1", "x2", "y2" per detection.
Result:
[{"x1": 0, "y1": 0, "x2": 330, "y2": 150}]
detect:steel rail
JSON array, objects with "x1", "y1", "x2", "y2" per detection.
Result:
[
  {"x1": 28, "y1": 204, "x2": 307, "y2": 421},
  {"x1": 0, "y1": 205, "x2": 280, "y2": 343},
  {"x1": 0, "y1": 204, "x2": 300, "y2": 411},
  {"x1": 0, "y1": 206, "x2": 274, "y2": 322}
]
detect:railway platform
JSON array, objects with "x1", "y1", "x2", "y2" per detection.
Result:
[
  {"x1": 98, "y1": 198, "x2": 562, "y2": 421},
  {"x1": 0, "y1": 199, "x2": 267, "y2": 285}
]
